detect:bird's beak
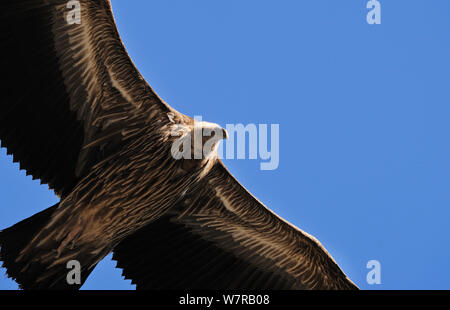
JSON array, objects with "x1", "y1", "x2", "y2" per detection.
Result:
[{"x1": 222, "y1": 128, "x2": 229, "y2": 140}]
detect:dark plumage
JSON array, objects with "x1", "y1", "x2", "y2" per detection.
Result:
[{"x1": 0, "y1": 0, "x2": 357, "y2": 289}]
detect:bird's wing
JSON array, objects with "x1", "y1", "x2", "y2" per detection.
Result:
[
  {"x1": 113, "y1": 161, "x2": 358, "y2": 290},
  {"x1": 0, "y1": 0, "x2": 171, "y2": 197}
]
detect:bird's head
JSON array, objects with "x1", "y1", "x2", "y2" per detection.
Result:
[
  {"x1": 169, "y1": 116, "x2": 228, "y2": 163},
  {"x1": 192, "y1": 121, "x2": 228, "y2": 159}
]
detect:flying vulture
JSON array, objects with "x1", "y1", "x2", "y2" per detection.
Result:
[{"x1": 0, "y1": 0, "x2": 357, "y2": 290}]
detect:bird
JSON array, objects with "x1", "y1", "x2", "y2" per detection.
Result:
[{"x1": 0, "y1": 0, "x2": 358, "y2": 290}]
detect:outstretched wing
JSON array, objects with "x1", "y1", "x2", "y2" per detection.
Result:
[
  {"x1": 0, "y1": 0, "x2": 171, "y2": 197},
  {"x1": 113, "y1": 162, "x2": 358, "y2": 290}
]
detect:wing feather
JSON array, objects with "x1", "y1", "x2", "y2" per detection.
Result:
[
  {"x1": 0, "y1": 0, "x2": 170, "y2": 196},
  {"x1": 113, "y1": 162, "x2": 357, "y2": 290}
]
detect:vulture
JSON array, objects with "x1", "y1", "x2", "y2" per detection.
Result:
[{"x1": 0, "y1": 0, "x2": 358, "y2": 290}]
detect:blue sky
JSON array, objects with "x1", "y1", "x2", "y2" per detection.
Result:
[{"x1": 1, "y1": 0, "x2": 450, "y2": 289}]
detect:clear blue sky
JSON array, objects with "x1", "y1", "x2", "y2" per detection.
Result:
[{"x1": 1, "y1": 0, "x2": 450, "y2": 290}]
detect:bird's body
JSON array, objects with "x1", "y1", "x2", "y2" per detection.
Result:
[
  {"x1": 0, "y1": 0, "x2": 357, "y2": 290},
  {"x1": 20, "y1": 114, "x2": 222, "y2": 275}
]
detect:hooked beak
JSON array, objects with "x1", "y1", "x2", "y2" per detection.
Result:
[{"x1": 222, "y1": 128, "x2": 229, "y2": 140}]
